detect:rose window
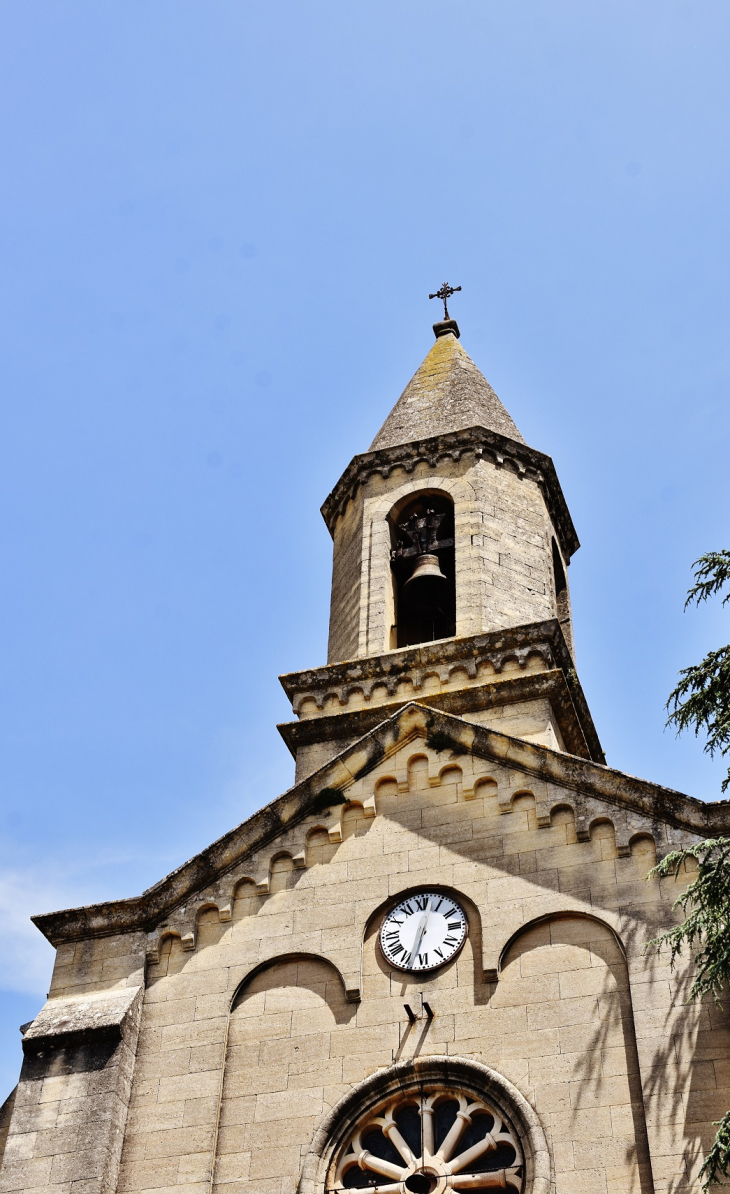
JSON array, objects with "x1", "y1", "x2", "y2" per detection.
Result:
[{"x1": 328, "y1": 1088, "x2": 523, "y2": 1193}]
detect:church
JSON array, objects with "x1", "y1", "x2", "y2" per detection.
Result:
[{"x1": 1, "y1": 304, "x2": 729, "y2": 1194}]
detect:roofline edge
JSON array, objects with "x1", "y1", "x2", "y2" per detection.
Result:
[{"x1": 30, "y1": 704, "x2": 729, "y2": 948}]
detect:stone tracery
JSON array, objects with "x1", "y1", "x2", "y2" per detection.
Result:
[{"x1": 328, "y1": 1086, "x2": 523, "y2": 1193}]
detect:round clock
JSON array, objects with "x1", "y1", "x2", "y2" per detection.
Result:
[{"x1": 379, "y1": 891, "x2": 468, "y2": 973}]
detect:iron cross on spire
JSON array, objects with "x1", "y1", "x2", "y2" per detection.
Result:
[{"x1": 429, "y1": 282, "x2": 462, "y2": 321}]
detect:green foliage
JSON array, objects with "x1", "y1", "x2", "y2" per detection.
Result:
[
  {"x1": 647, "y1": 838, "x2": 730, "y2": 1188},
  {"x1": 666, "y1": 551, "x2": 730, "y2": 792},
  {"x1": 647, "y1": 838, "x2": 730, "y2": 1003},
  {"x1": 667, "y1": 647, "x2": 730, "y2": 792},
  {"x1": 684, "y1": 550, "x2": 730, "y2": 610},
  {"x1": 699, "y1": 1110, "x2": 730, "y2": 1189},
  {"x1": 653, "y1": 551, "x2": 730, "y2": 1186}
]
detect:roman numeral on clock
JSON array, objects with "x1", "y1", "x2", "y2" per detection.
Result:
[
  {"x1": 447, "y1": 921, "x2": 462, "y2": 931},
  {"x1": 418, "y1": 953, "x2": 429, "y2": 967}
]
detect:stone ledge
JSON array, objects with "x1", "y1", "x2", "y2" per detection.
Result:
[
  {"x1": 279, "y1": 621, "x2": 603, "y2": 768},
  {"x1": 278, "y1": 669, "x2": 597, "y2": 763},
  {"x1": 22, "y1": 986, "x2": 143, "y2": 1054},
  {"x1": 281, "y1": 620, "x2": 569, "y2": 708}
]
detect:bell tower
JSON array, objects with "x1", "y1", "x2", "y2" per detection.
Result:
[{"x1": 278, "y1": 310, "x2": 603, "y2": 781}]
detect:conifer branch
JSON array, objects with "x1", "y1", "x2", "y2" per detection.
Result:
[
  {"x1": 667, "y1": 552, "x2": 730, "y2": 792},
  {"x1": 699, "y1": 1111, "x2": 730, "y2": 1188},
  {"x1": 684, "y1": 550, "x2": 730, "y2": 609},
  {"x1": 647, "y1": 839, "x2": 730, "y2": 1003},
  {"x1": 655, "y1": 553, "x2": 730, "y2": 1186},
  {"x1": 647, "y1": 838, "x2": 730, "y2": 1187}
]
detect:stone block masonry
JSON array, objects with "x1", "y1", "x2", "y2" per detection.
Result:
[{"x1": 6, "y1": 703, "x2": 730, "y2": 1194}]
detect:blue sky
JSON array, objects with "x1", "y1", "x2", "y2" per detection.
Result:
[{"x1": 1, "y1": 0, "x2": 729, "y2": 1099}]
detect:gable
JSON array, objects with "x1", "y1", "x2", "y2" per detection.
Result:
[
  {"x1": 32, "y1": 703, "x2": 730, "y2": 981},
  {"x1": 138, "y1": 725, "x2": 694, "y2": 988}
]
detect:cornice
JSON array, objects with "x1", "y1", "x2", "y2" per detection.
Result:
[
  {"x1": 320, "y1": 425, "x2": 580, "y2": 562},
  {"x1": 32, "y1": 704, "x2": 730, "y2": 948},
  {"x1": 279, "y1": 620, "x2": 604, "y2": 764},
  {"x1": 281, "y1": 620, "x2": 571, "y2": 702},
  {"x1": 277, "y1": 669, "x2": 596, "y2": 761}
]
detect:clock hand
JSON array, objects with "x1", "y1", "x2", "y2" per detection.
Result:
[
  {"x1": 410, "y1": 917, "x2": 427, "y2": 962},
  {"x1": 409, "y1": 899, "x2": 432, "y2": 963}
]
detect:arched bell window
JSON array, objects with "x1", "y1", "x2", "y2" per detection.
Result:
[{"x1": 390, "y1": 493, "x2": 456, "y2": 649}]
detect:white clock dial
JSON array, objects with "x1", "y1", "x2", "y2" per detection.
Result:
[{"x1": 379, "y1": 891, "x2": 468, "y2": 972}]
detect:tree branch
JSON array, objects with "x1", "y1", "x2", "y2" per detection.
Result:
[
  {"x1": 666, "y1": 647, "x2": 730, "y2": 791},
  {"x1": 685, "y1": 550, "x2": 730, "y2": 609}
]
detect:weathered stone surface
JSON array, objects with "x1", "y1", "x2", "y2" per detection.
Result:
[
  {"x1": 322, "y1": 427, "x2": 577, "y2": 665},
  {"x1": 1, "y1": 989, "x2": 143, "y2": 1194},
  {"x1": 4, "y1": 724, "x2": 727, "y2": 1194},
  {"x1": 26, "y1": 703, "x2": 730, "y2": 953},
  {"x1": 368, "y1": 330, "x2": 525, "y2": 451},
  {"x1": 23, "y1": 987, "x2": 142, "y2": 1050}
]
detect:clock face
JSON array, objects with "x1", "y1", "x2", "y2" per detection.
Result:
[{"x1": 379, "y1": 891, "x2": 468, "y2": 973}]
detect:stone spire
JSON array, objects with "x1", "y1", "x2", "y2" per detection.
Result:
[{"x1": 369, "y1": 323, "x2": 525, "y2": 451}]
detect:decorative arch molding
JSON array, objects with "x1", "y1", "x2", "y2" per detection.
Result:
[
  {"x1": 361, "y1": 892, "x2": 628, "y2": 988},
  {"x1": 484, "y1": 899, "x2": 623, "y2": 982},
  {"x1": 363, "y1": 883, "x2": 483, "y2": 938},
  {"x1": 387, "y1": 485, "x2": 457, "y2": 527},
  {"x1": 230, "y1": 950, "x2": 360, "y2": 1011},
  {"x1": 366, "y1": 473, "x2": 463, "y2": 524},
  {"x1": 296, "y1": 1055, "x2": 552, "y2": 1194},
  {"x1": 149, "y1": 927, "x2": 183, "y2": 960},
  {"x1": 208, "y1": 953, "x2": 361, "y2": 1194},
  {"x1": 494, "y1": 910, "x2": 656, "y2": 1193},
  {"x1": 496, "y1": 909, "x2": 627, "y2": 977}
]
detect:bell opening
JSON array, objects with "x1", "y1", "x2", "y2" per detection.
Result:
[{"x1": 389, "y1": 493, "x2": 456, "y2": 649}]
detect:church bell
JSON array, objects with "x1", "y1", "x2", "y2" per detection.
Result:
[{"x1": 401, "y1": 552, "x2": 449, "y2": 613}]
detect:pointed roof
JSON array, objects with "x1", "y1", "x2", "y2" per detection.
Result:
[{"x1": 369, "y1": 327, "x2": 524, "y2": 452}]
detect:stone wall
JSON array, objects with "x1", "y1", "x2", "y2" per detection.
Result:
[
  {"x1": 6, "y1": 741, "x2": 726, "y2": 1194},
  {"x1": 0, "y1": 982, "x2": 144, "y2": 1194},
  {"x1": 326, "y1": 498, "x2": 364, "y2": 666}
]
